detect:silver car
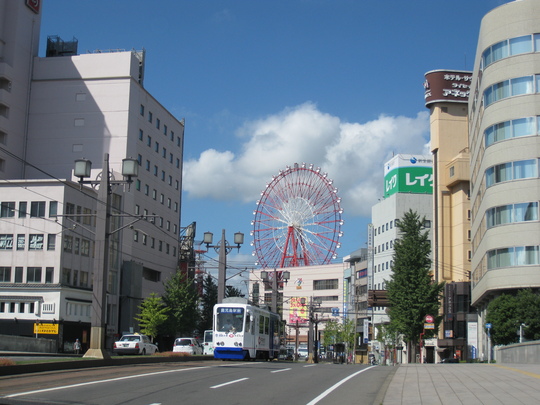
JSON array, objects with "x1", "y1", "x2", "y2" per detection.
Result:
[{"x1": 173, "y1": 337, "x2": 203, "y2": 355}]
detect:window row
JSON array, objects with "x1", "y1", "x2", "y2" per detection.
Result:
[
  {"x1": 0, "y1": 266, "x2": 54, "y2": 283},
  {"x1": 486, "y1": 202, "x2": 538, "y2": 229},
  {"x1": 136, "y1": 158, "x2": 181, "y2": 185},
  {"x1": 374, "y1": 261, "x2": 392, "y2": 272},
  {"x1": 375, "y1": 240, "x2": 394, "y2": 254},
  {"x1": 485, "y1": 116, "x2": 540, "y2": 148},
  {"x1": 373, "y1": 220, "x2": 395, "y2": 236},
  {"x1": 313, "y1": 278, "x2": 339, "y2": 290},
  {"x1": 483, "y1": 74, "x2": 540, "y2": 107},
  {"x1": 0, "y1": 201, "x2": 58, "y2": 218},
  {"x1": 486, "y1": 245, "x2": 539, "y2": 270},
  {"x1": 136, "y1": 182, "x2": 179, "y2": 212},
  {"x1": 482, "y1": 33, "x2": 540, "y2": 70},
  {"x1": 133, "y1": 232, "x2": 177, "y2": 256},
  {"x1": 63, "y1": 235, "x2": 93, "y2": 256},
  {"x1": 0, "y1": 234, "x2": 56, "y2": 251},
  {"x1": 0, "y1": 301, "x2": 36, "y2": 314},
  {"x1": 139, "y1": 104, "x2": 181, "y2": 147},
  {"x1": 485, "y1": 159, "x2": 538, "y2": 188}
]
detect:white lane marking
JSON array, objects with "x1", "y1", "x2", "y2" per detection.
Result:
[
  {"x1": 303, "y1": 364, "x2": 317, "y2": 368},
  {"x1": 210, "y1": 378, "x2": 249, "y2": 389},
  {"x1": 306, "y1": 366, "x2": 376, "y2": 405},
  {"x1": 271, "y1": 368, "x2": 291, "y2": 373},
  {"x1": 4, "y1": 366, "x2": 212, "y2": 398}
]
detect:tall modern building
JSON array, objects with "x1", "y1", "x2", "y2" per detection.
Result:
[
  {"x1": 469, "y1": 0, "x2": 540, "y2": 360},
  {"x1": 424, "y1": 69, "x2": 474, "y2": 361},
  {"x1": 369, "y1": 154, "x2": 433, "y2": 363},
  {"x1": 0, "y1": 2, "x2": 184, "y2": 351}
]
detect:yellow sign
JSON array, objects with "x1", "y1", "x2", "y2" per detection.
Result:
[
  {"x1": 424, "y1": 323, "x2": 435, "y2": 329},
  {"x1": 34, "y1": 323, "x2": 59, "y2": 334}
]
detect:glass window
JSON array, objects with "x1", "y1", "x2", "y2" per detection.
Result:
[
  {"x1": 511, "y1": 76, "x2": 533, "y2": 96},
  {"x1": 0, "y1": 234, "x2": 13, "y2": 249},
  {"x1": 494, "y1": 80, "x2": 510, "y2": 101},
  {"x1": 494, "y1": 121, "x2": 511, "y2": 142},
  {"x1": 140, "y1": 104, "x2": 144, "y2": 116},
  {"x1": 534, "y1": 34, "x2": 540, "y2": 52},
  {"x1": 27, "y1": 267, "x2": 42, "y2": 283},
  {"x1": 0, "y1": 202, "x2": 15, "y2": 217},
  {"x1": 495, "y1": 162, "x2": 512, "y2": 183},
  {"x1": 0, "y1": 267, "x2": 11, "y2": 282},
  {"x1": 29, "y1": 234, "x2": 44, "y2": 250},
  {"x1": 509, "y1": 35, "x2": 532, "y2": 55},
  {"x1": 512, "y1": 117, "x2": 535, "y2": 138},
  {"x1": 139, "y1": 129, "x2": 143, "y2": 140},
  {"x1": 47, "y1": 234, "x2": 56, "y2": 250},
  {"x1": 513, "y1": 159, "x2": 537, "y2": 179},
  {"x1": 515, "y1": 202, "x2": 538, "y2": 222},
  {"x1": 45, "y1": 267, "x2": 54, "y2": 283},
  {"x1": 49, "y1": 201, "x2": 58, "y2": 217},
  {"x1": 17, "y1": 234, "x2": 25, "y2": 250},
  {"x1": 495, "y1": 205, "x2": 512, "y2": 225},
  {"x1": 30, "y1": 201, "x2": 46, "y2": 217},
  {"x1": 15, "y1": 267, "x2": 23, "y2": 283},
  {"x1": 18, "y1": 202, "x2": 27, "y2": 218},
  {"x1": 491, "y1": 40, "x2": 508, "y2": 63}
]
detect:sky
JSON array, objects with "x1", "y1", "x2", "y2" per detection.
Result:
[{"x1": 39, "y1": 0, "x2": 505, "y2": 291}]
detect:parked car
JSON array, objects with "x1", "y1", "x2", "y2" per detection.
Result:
[
  {"x1": 297, "y1": 346, "x2": 308, "y2": 359},
  {"x1": 173, "y1": 337, "x2": 203, "y2": 355},
  {"x1": 113, "y1": 334, "x2": 158, "y2": 355}
]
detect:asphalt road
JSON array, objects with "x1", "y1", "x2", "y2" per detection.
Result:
[{"x1": 0, "y1": 361, "x2": 394, "y2": 405}]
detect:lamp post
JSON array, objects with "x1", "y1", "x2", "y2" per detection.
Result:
[
  {"x1": 203, "y1": 229, "x2": 244, "y2": 304},
  {"x1": 260, "y1": 268, "x2": 290, "y2": 314},
  {"x1": 74, "y1": 153, "x2": 138, "y2": 359}
]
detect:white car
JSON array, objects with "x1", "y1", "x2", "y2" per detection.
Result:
[
  {"x1": 173, "y1": 337, "x2": 203, "y2": 355},
  {"x1": 113, "y1": 334, "x2": 158, "y2": 355}
]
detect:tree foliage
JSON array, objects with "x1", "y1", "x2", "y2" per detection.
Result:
[
  {"x1": 486, "y1": 289, "x2": 540, "y2": 345},
  {"x1": 161, "y1": 270, "x2": 200, "y2": 337},
  {"x1": 134, "y1": 292, "x2": 168, "y2": 342},
  {"x1": 322, "y1": 318, "x2": 355, "y2": 351},
  {"x1": 386, "y1": 210, "x2": 445, "y2": 345},
  {"x1": 226, "y1": 285, "x2": 245, "y2": 298},
  {"x1": 198, "y1": 274, "x2": 218, "y2": 333}
]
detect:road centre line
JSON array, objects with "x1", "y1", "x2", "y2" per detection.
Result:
[
  {"x1": 210, "y1": 378, "x2": 249, "y2": 389},
  {"x1": 306, "y1": 366, "x2": 376, "y2": 405},
  {"x1": 271, "y1": 368, "x2": 291, "y2": 373},
  {"x1": 3, "y1": 366, "x2": 212, "y2": 398}
]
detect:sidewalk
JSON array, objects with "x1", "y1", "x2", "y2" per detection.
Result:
[{"x1": 383, "y1": 363, "x2": 540, "y2": 405}]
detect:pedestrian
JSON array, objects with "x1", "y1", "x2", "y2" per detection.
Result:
[{"x1": 74, "y1": 338, "x2": 81, "y2": 354}]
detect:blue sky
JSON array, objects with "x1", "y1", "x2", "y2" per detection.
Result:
[{"x1": 39, "y1": 0, "x2": 505, "y2": 290}]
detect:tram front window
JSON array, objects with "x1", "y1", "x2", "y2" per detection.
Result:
[{"x1": 217, "y1": 307, "x2": 244, "y2": 332}]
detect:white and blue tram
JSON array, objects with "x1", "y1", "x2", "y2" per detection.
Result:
[{"x1": 213, "y1": 298, "x2": 281, "y2": 360}]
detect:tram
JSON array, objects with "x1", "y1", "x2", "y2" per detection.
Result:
[{"x1": 213, "y1": 298, "x2": 281, "y2": 360}]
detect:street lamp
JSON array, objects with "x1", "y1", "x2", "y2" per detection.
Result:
[
  {"x1": 203, "y1": 229, "x2": 244, "y2": 304},
  {"x1": 74, "y1": 153, "x2": 138, "y2": 359},
  {"x1": 261, "y1": 269, "x2": 290, "y2": 314},
  {"x1": 301, "y1": 296, "x2": 321, "y2": 363}
]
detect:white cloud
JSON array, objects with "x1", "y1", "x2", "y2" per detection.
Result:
[{"x1": 183, "y1": 102, "x2": 430, "y2": 217}]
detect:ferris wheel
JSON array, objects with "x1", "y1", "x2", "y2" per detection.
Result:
[{"x1": 251, "y1": 163, "x2": 343, "y2": 269}]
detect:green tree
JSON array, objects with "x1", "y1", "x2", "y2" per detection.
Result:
[
  {"x1": 198, "y1": 274, "x2": 218, "y2": 333},
  {"x1": 226, "y1": 285, "x2": 245, "y2": 298},
  {"x1": 386, "y1": 210, "x2": 445, "y2": 361},
  {"x1": 162, "y1": 270, "x2": 200, "y2": 337},
  {"x1": 517, "y1": 289, "x2": 540, "y2": 341},
  {"x1": 134, "y1": 292, "x2": 168, "y2": 342},
  {"x1": 486, "y1": 293, "x2": 520, "y2": 345},
  {"x1": 486, "y1": 289, "x2": 540, "y2": 345}
]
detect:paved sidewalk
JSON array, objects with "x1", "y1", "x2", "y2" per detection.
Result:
[{"x1": 382, "y1": 363, "x2": 540, "y2": 405}]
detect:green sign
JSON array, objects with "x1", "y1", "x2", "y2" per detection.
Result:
[{"x1": 384, "y1": 166, "x2": 433, "y2": 197}]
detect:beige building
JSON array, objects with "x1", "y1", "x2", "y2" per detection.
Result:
[{"x1": 469, "y1": 0, "x2": 540, "y2": 360}]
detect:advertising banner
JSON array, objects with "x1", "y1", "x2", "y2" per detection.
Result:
[
  {"x1": 289, "y1": 297, "x2": 308, "y2": 324},
  {"x1": 384, "y1": 154, "x2": 433, "y2": 197}
]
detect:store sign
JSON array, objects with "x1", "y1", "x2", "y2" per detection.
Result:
[
  {"x1": 34, "y1": 323, "x2": 58, "y2": 334},
  {"x1": 384, "y1": 154, "x2": 433, "y2": 197},
  {"x1": 424, "y1": 69, "x2": 472, "y2": 107},
  {"x1": 26, "y1": 0, "x2": 41, "y2": 14}
]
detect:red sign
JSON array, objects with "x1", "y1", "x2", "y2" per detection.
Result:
[
  {"x1": 425, "y1": 314, "x2": 434, "y2": 323},
  {"x1": 26, "y1": 0, "x2": 41, "y2": 14}
]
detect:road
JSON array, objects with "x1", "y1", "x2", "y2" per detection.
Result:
[{"x1": 0, "y1": 361, "x2": 393, "y2": 405}]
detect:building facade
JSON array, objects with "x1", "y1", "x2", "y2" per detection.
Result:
[
  {"x1": 469, "y1": 0, "x2": 540, "y2": 360},
  {"x1": 424, "y1": 69, "x2": 475, "y2": 360},
  {"x1": 369, "y1": 154, "x2": 433, "y2": 363},
  {"x1": 0, "y1": 2, "x2": 185, "y2": 351}
]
